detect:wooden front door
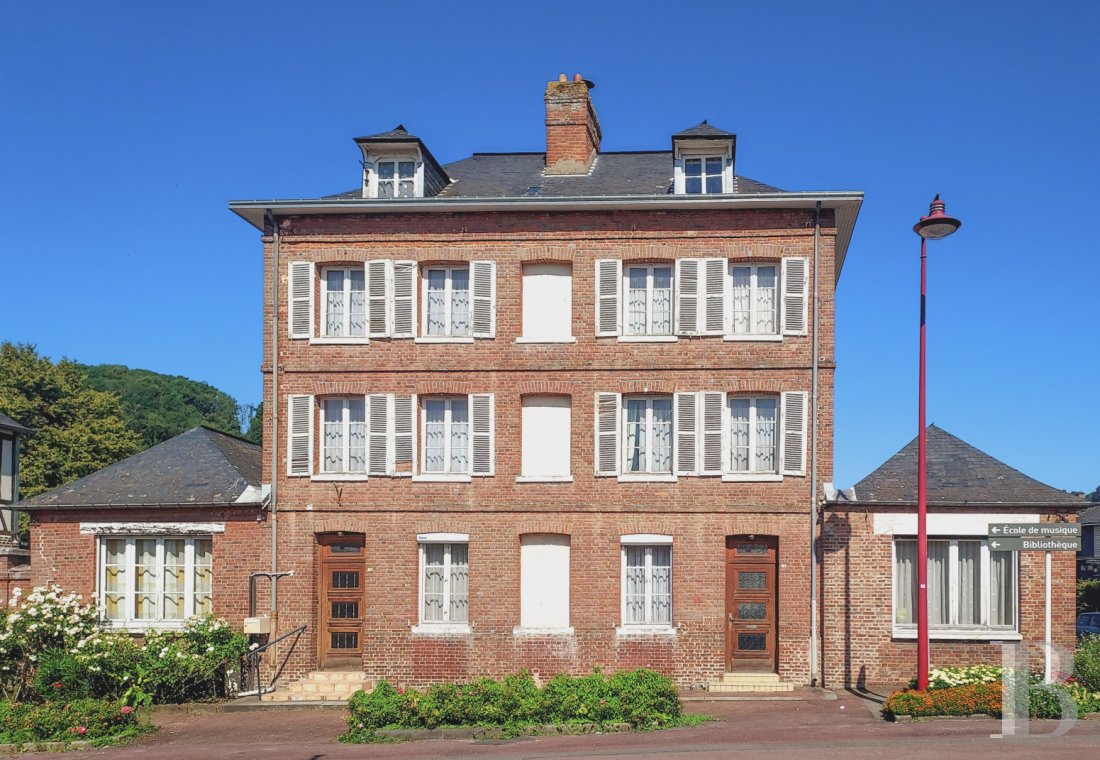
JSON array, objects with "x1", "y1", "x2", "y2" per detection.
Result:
[
  {"x1": 317, "y1": 533, "x2": 365, "y2": 670},
  {"x1": 725, "y1": 536, "x2": 778, "y2": 672}
]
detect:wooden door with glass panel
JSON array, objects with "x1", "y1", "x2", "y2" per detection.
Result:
[
  {"x1": 725, "y1": 536, "x2": 778, "y2": 672},
  {"x1": 318, "y1": 534, "x2": 365, "y2": 669}
]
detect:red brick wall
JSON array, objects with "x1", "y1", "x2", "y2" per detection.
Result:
[
  {"x1": 245, "y1": 205, "x2": 838, "y2": 687},
  {"x1": 822, "y1": 507, "x2": 1077, "y2": 687},
  {"x1": 28, "y1": 507, "x2": 266, "y2": 627}
]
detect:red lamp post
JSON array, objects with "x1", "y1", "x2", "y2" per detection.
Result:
[{"x1": 913, "y1": 195, "x2": 961, "y2": 691}]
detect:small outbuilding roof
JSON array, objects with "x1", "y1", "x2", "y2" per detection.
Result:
[
  {"x1": 1080, "y1": 504, "x2": 1100, "y2": 525},
  {"x1": 839, "y1": 425, "x2": 1084, "y2": 507},
  {"x1": 0, "y1": 411, "x2": 31, "y2": 435},
  {"x1": 20, "y1": 427, "x2": 263, "y2": 510}
]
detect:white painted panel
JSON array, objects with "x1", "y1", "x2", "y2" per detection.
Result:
[
  {"x1": 522, "y1": 264, "x2": 572, "y2": 339},
  {"x1": 80, "y1": 522, "x2": 226, "y2": 535},
  {"x1": 872, "y1": 513, "x2": 1041, "y2": 536},
  {"x1": 520, "y1": 534, "x2": 570, "y2": 628},
  {"x1": 416, "y1": 532, "x2": 469, "y2": 543},
  {"x1": 621, "y1": 534, "x2": 673, "y2": 545},
  {"x1": 521, "y1": 396, "x2": 571, "y2": 477},
  {"x1": 0, "y1": 439, "x2": 12, "y2": 502}
]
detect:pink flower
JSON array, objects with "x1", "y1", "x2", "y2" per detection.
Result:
[
  {"x1": 77, "y1": 726, "x2": 86, "y2": 735},
  {"x1": 120, "y1": 706, "x2": 133, "y2": 715}
]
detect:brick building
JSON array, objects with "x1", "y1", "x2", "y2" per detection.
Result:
[
  {"x1": 0, "y1": 411, "x2": 31, "y2": 602},
  {"x1": 824, "y1": 425, "x2": 1084, "y2": 687},
  {"x1": 221, "y1": 73, "x2": 862, "y2": 693}
]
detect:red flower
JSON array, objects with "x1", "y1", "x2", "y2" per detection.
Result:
[
  {"x1": 51, "y1": 681, "x2": 62, "y2": 690},
  {"x1": 77, "y1": 726, "x2": 86, "y2": 735},
  {"x1": 120, "y1": 706, "x2": 133, "y2": 715}
]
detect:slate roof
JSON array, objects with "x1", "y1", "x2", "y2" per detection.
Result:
[
  {"x1": 353, "y1": 124, "x2": 420, "y2": 142},
  {"x1": 1080, "y1": 505, "x2": 1100, "y2": 525},
  {"x1": 672, "y1": 120, "x2": 735, "y2": 139},
  {"x1": 21, "y1": 427, "x2": 263, "y2": 510},
  {"x1": 843, "y1": 425, "x2": 1085, "y2": 506},
  {"x1": 324, "y1": 152, "x2": 782, "y2": 201},
  {"x1": 0, "y1": 411, "x2": 31, "y2": 435}
]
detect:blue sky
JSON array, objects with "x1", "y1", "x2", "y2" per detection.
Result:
[{"x1": 2, "y1": 1, "x2": 1097, "y2": 492}]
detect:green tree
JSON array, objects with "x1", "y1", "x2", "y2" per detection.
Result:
[
  {"x1": 0, "y1": 343, "x2": 142, "y2": 498},
  {"x1": 81, "y1": 364, "x2": 242, "y2": 447},
  {"x1": 242, "y1": 401, "x2": 262, "y2": 444},
  {"x1": 1087, "y1": 486, "x2": 1099, "y2": 503}
]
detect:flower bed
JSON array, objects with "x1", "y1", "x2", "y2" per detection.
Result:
[
  {"x1": 0, "y1": 699, "x2": 146, "y2": 746},
  {"x1": 342, "y1": 669, "x2": 703, "y2": 742}
]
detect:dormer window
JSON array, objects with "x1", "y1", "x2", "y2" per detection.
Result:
[
  {"x1": 377, "y1": 160, "x2": 416, "y2": 199},
  {"x1": 684, "y1": 156, "x2": 724, "y2": 194}
]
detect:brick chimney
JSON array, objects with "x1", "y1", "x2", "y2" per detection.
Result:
[{"x1": 544, "y1": 73, "x2": 601, "y2": 175}]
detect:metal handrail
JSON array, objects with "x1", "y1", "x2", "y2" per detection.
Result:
[{"x1": 237, "y1": 625, "x2": 307, "y2": 699}]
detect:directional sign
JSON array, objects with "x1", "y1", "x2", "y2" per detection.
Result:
[
  {"x1": 987, "y1": 522, "x2": 1080, "y2": 538},
  {"x1": 988, "y1": 536, "x2": 1081, "y2": 552}
]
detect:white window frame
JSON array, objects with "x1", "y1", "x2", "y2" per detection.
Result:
[
  {"x1": 725, "y1": 396, "x2": 780, "y2": 478},
  {"x1": 725, "y1": 262, "x2": 780, "y2": 339},
  {"x1": 96, "y1": 535, "x2": 212, "y2": 630},
  {"x1": 617, "y1": 539, "x2": 675, "y2": 635},
  {"x1": 891, "y1": 537, "x2": 1020, "y2": 641},
  {"x1": 620, "y1": 395, "x2": 675, "y2": 480},
  {"x1": 622, "y1": 264, "x2": 674, "y2": 338},
  {"x1": 413, "y1": 538, "x2": 471, "y2": 634},
  {"x1": 420, "y1": 265, "x2": 472, "y2": 340},
  {"x1": 682, "y1": 155, "x2": 725, "y2": 195},
  {"x1": 320, "y1": 397, "x2": 367, "y2": 476},
  {"x1": 318, "y1": 266, "x2": 368, "y2": 341},
  {"x1": 368, "y1": 155, "x2": 422, "y2": 199},
  {"x1": 674, "y1": 144, "x2": 733, "y2": 195},
  {"x1": 418, "y1": 396, "x2": 471, "y2": 480}
]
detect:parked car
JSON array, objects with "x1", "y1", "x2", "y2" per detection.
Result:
[{"x1": 1077, "y1": 612, "x2": 1100, "y2": 637}]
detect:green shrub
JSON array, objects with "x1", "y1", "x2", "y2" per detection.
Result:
[
  {"x1": 137, "y1": 616, "x2": 249, "y2": 703},
  {"x1": 0, "y1": 699, "x2": 141, "y2": 744},
  {"x1": 1078, "y1": 579, "x2": 1100, "y2": 615},
  {"x1": 1075, "y1": 635, "x2": 1100, "y2": 692},
  {"x1": 343, "y1": 668, "x2": 688, "y2": 741}
]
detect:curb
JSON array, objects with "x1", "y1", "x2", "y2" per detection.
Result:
[
  {"x1": 152, "y1": 701, "x2": 347, "y2": 714},
  {"x1": 0, "y1": 741, "x2": 92, "y2": 754},
  {"x1": 368, "y1": 723, "x2": 635, "y2": 742},
  {"x1": 888, "y1": 711, "x2": 1100, "y2": 723}
]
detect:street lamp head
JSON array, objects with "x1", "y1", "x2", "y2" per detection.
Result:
[{"x1": 914, "y1": 194, "x2": 962, "y2": 240}]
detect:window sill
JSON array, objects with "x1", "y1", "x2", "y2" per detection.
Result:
[
  {"x1": 309, "y1": 337, "x2": 370, "y2": 345},
  {"x1": 723, "y1": 334, "x2": 782, "y2": 342},
  {"x1": 616, "y1": 335, "x2": 677, "y2": 343},
  {"x1": 105, "y1": 619, "x2": 188, "y2": 633},
  {"x1": 414, "y1": 336, "x2": 475, "y2": 344},
  {"x1": 512, "y1": 626, "x2": 575, "y2": 637},
  {"x1": 515, "y1": 475, "x2": 574, "y2": 484},
  {"x1": 892, "y1": 627, "x2": 1021, "y2": 641},
  {"x1": 412, "y1": 474, "x2": 472, "y2": 483},
  {"x1": 615, "y1": 625, "x2": 677, "y2": 637},
  {"x1": 411, "y1": 623, "x2": 472, "y2": 635},
  {"x1": 617, "y1": 474, "x2": 677, "y2": 483},
  {"x1": 514, "y1": 337, "x2": 577, "y2": 344},
  {"x1": 721, "y1": 473, "x2": 783, "y2": 483},
  {"x1": 311, "y1": 473, "x2": 369, "y2": 482}
]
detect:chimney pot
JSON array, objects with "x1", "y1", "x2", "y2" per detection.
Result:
[
  {"x1": 558, "y1": 73, "x2": 567, "y2": 82},
  {"x1": 573, "y1": 73, "x2": 583, "y2": 82}
]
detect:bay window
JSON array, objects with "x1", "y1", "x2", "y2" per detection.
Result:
[
  {"x1": 321, "y1": 398, "x2": 367, "y2": 474},
  {"x1": 99, "y1": 536, "x2": 212, "y2": 626},
  {"x1": 623, "y1": 396, "x2": 673, "y2": 475},
  {"x1": 624, "y1": 265, "x2": 673, "y2": 336},
  {"x1": 893, "y1": 538, "x2": 1016, "y2": 636}
]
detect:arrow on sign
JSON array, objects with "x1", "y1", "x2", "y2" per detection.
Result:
[
  {"x1": 991, "y1": 540, "x2": 1002, "y2": 549},
  {"x1": 991, "y1": 526, "x2": 1001, "y2": 534}
]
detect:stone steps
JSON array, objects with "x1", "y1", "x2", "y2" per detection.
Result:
[
  {"x1": 707, "y1": 672, "x2": 795, "y2": 693},
  {"x1": 262, "y1": 671, "x2": 372, "y2": 703}
]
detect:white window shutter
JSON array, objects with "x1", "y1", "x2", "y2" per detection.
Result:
[
  {"x1": 781, "y1": 391, "x2": 808, "y2": 476},
  {"x1": 366, "y1": 260, "x2": 390, "y2": 338},
  {"x1": 700, "y1": 391, "x2": 726, "y2": 475},
  {"x1": 393, "y1": 394, "x2": 415, "y2": 471},
  {"x1": 392, "y1": 261, "x2": 416, "y2": 338},
  {"x1": 287, "y1": 395, "x2": 313, "y2": 476},
  {"x1": 288, "y1": 262, "x2": 314, "y2": 339},
  {"x1": 781, "y1": 257, "x2": 808, "y2": 336},
  {"x1": 702, "y1": 258, "x2": 727, "y2": 335},
  {"x1": 470, "y1": 393, "x2": 495, "y2": 475},
  {"x1": 594, "y1": 392, "x2": 621, "y2": 476},
  {"x1": 595, "y1": 259, "x2": 622, "y2": 336},
  {"x1": 674, "y1": 392, "x2": 697, "y2": 475},
  {"x1": 368, "y1": 394, "x2": 389, "y2": 475},
  {"x1": 471, "y1": 261, "x2": 496, "y2": 338},
  {"x1": 675, "y1": 259, "x2": 699, "y2": 335}
]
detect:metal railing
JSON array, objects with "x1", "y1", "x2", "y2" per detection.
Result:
[{"x1": 237, "y1": 625, "x2": 307, "y2": 699}]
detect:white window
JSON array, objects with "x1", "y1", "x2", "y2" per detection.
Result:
[
  {"x1": 623, "y1": 396, "x2": 673, "y2": 474},
  {"x1": 520, "y1": 263, "x2": 573, "y2": 341},
  {"x1": 321, "y1": 268, "x2": 366, "y2": 338},
  {"x1": 520, "y1": 396, "x2": 571, "y2": 480},
  {"x1": 624, "y1": 265, "x2": 673, "y2": 336},
  {"x1": 893, "y1": 538, "x2": 1017, "y2": 636},
  {"x1": 728, "y1": 397, "x2": 778, "y2": 474},
  {"x1": 321, "y1": 398, "x2": 367, "y2": 474},
  {"x1": 99, "y1": 536, "x2": 212, "y2": 626},
  {"x1": 0, "y1": 434, "x2": 15, "y2": 503},
  {"x1": 622, "y1": 544, "x2": 672, "y2": 626},
  {"x1": 376, "y1": 159, "x2": 416, "y2": 198},
  {"x1": 422, "y1": 397, "x2": 468, "y2": 474},
  {"x1": 419, "y1": 542, "x2": 468, "y2": 625},
  {"x1": 683, "y1": 156, "x2": 724, "y2": 194},
  {"x1": 424, "y1": 267, "x2": 470, "y2": 337},
  {"x1": 730, "y1": 264, "x2": 778, "y2": 336},
  {"x1": 519, "y1": 535, "x2": 570, "y2": 631}
]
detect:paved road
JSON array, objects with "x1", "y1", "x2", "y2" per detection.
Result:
[{"x1": 38, "y1": 692, "x2": 1100, "y2": 759}]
